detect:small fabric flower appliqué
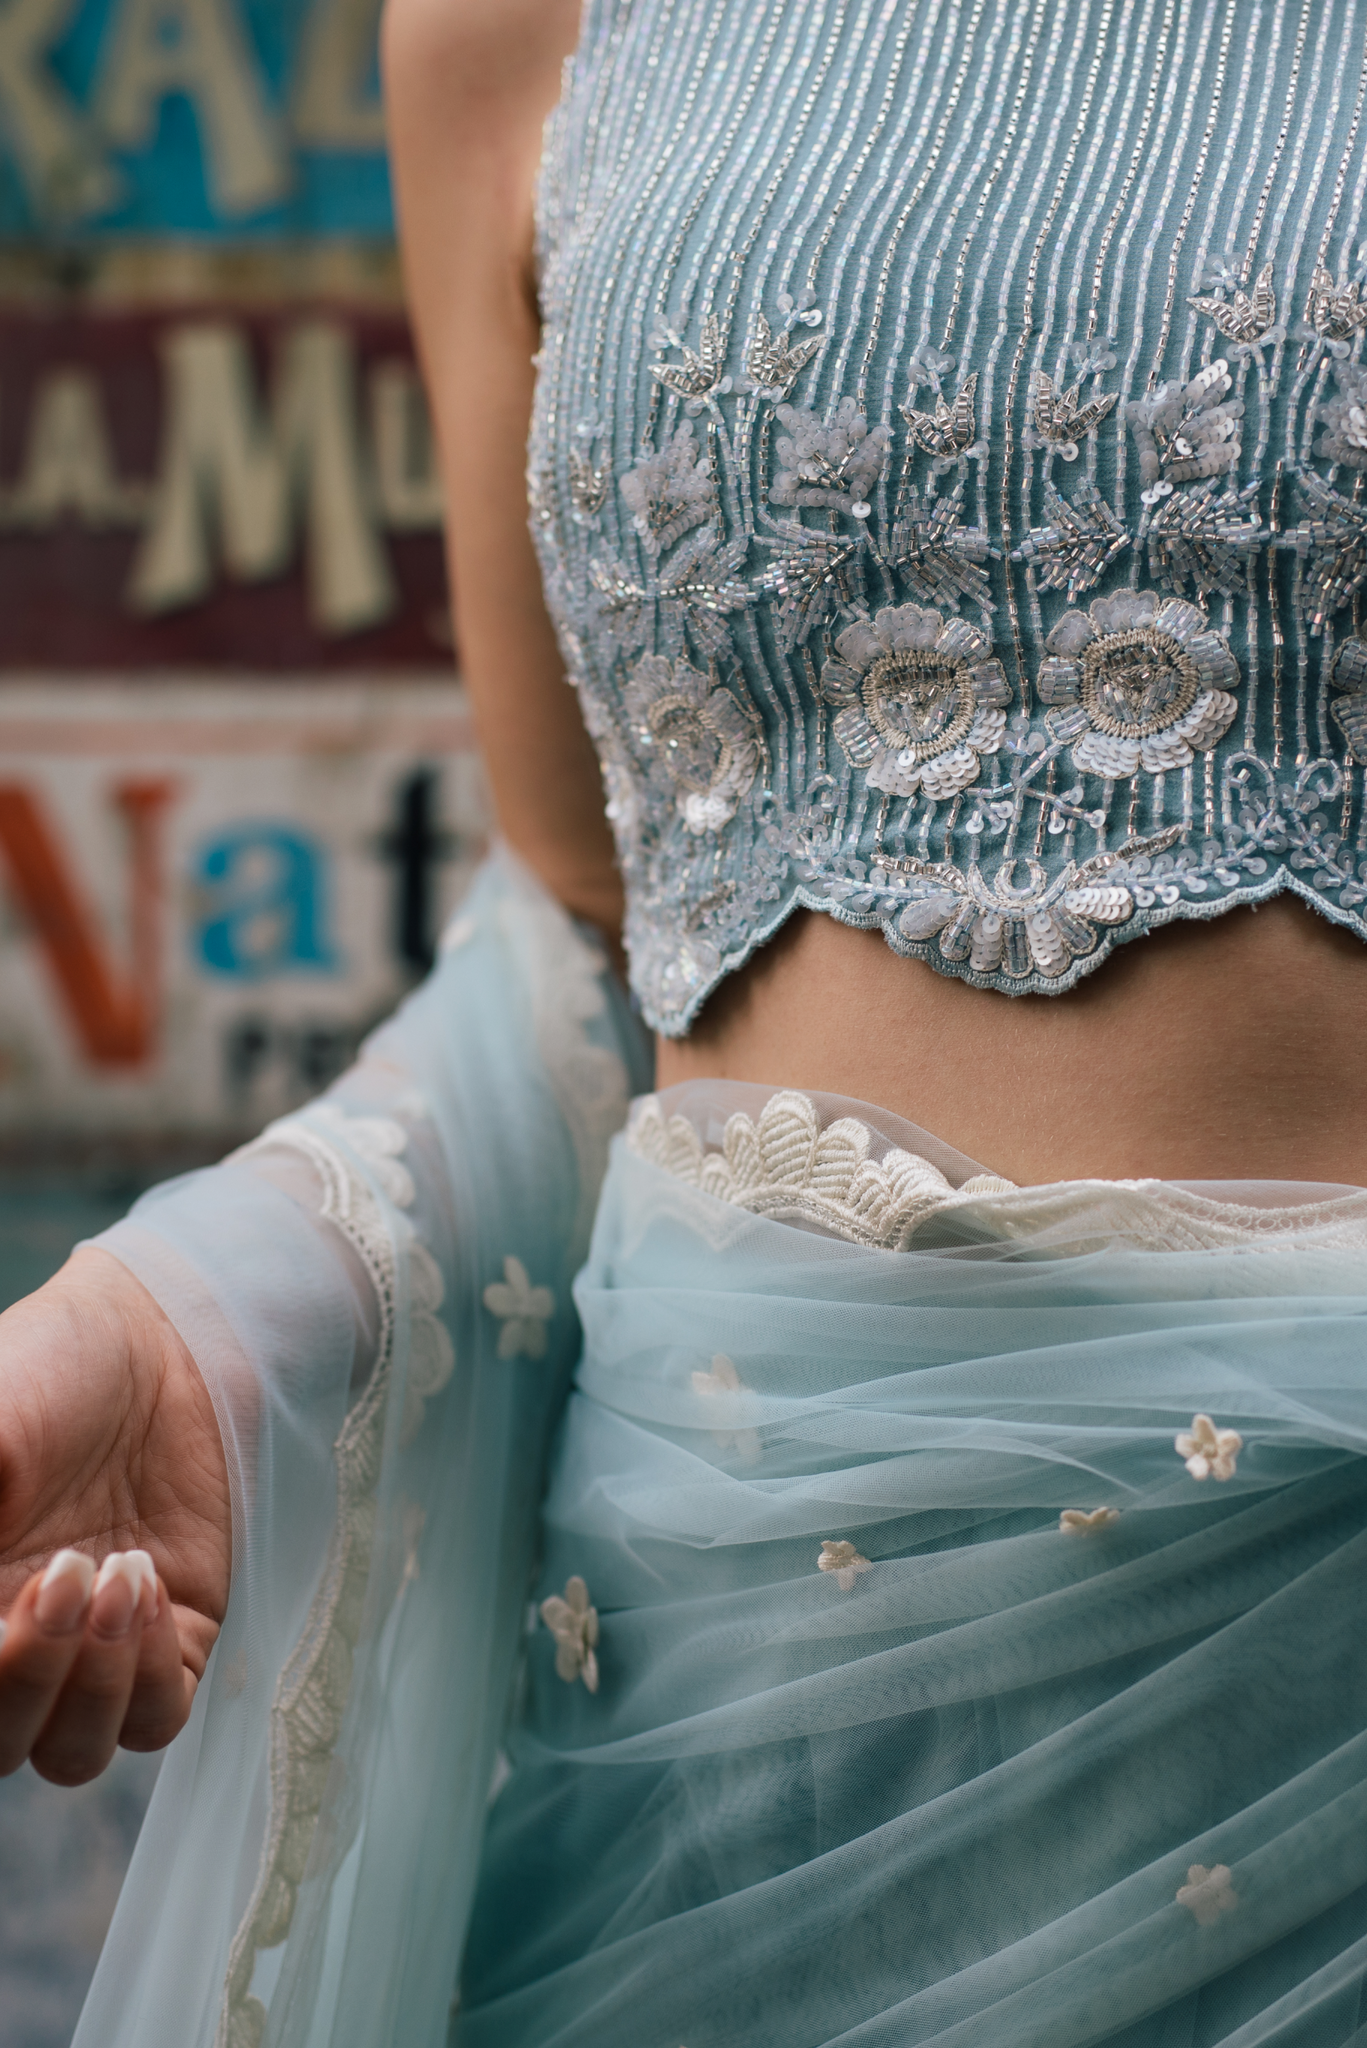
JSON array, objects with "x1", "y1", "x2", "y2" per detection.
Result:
[
  {"x1": 483, "y1": 1256, "x2": 555, "y2": 1360},
  {"x1": 818, "y1": 1539, "x2": 872, "y2": 1591},
  {"x1": 691, "y1": 1353, "x2": 762, "y2": 1462},
  {"x1": 540, "y1": 1576, "x2": 600, "y2": 1692},
  {"x1": 1177, "y1": 1863, "x2": 1238, "y2": 1925},
  {"x1": 1059, "y1": 1506, "x2": 1120, "y2": 1534},
  {"x1": 1176, "y1": 1414, "x2": 1242, "y2": 1481}
]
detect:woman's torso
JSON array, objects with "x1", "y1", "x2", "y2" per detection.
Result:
[{"x1": 531, "y1": 0, "x2": 1367, "y2": 1181}]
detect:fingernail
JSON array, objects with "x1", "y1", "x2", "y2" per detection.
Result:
[
  {"x1": 92, "y1": 1552, "x2": 154, "y2": 1639},
  {"x1": 36, "y1": 1550, "x2": 95, "y2": 1633}
]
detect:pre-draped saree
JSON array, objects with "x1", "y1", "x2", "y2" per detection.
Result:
[{"x1": 72, "y1": 855, "x2": 1367, "y2": 2047}]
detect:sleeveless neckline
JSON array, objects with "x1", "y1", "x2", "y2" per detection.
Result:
[{"x1": 533, "y1": 0, "x2": 1367, "y2": 1032}]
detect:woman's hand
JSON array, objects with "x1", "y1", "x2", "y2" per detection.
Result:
[{"x1": 0, "y1": 1247, "x2": 231, "y2": 1785}]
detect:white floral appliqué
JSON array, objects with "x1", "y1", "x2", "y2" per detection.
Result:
[
  {"x1": 483, "y1": 1256, "x2": 555, "y2": 1360},
  {"x1": 818, "y1": 1539, "x2": 872, "y2": 1591},
  {"x1": 540, "y1": 1575, "x2": 600, "y2": 1691},
  {"x1": 1177, "y1": 1862, "x2": 1239, "y2": 1925},
  {"x1": 1059, "y1": 1506, "x2": 1120, "y2": 1534},
  {"x1": 823, "y1": 604, "x2": 1009, "y2": 799},
  {"x1": 691, "y1": 1353, "x2": 762, "y2": 1462},
  {"x1": 1176, "y1": 1414, "x2": 1242, "y2": 1481}
]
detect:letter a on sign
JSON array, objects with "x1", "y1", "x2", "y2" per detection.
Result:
[
  {"x1": 98, "y1": 0, "x2": 288, "y2": 214},
  {"x1": 0, "y1": 781, "x2": 174, "y2": 1067}
]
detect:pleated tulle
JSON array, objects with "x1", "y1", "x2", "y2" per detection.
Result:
[{"x1": 461, "y1": 1145, "x2": 1367, "y2": 2047}]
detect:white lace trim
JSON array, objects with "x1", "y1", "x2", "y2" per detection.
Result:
[
  {"x1": 213, "y1": 862, "x2": 632, "y2": 2047},
  {"x1": 626, "y1": 1088, "x2": 1013, "y2": 1251},
  {"x1": 215, "y1": 1103, "x2": 453, "y2": 2048},
  {"x1": 626, "y1": 1087, "x2": 1367, "y2": 1252}
]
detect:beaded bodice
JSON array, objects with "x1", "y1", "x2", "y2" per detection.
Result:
[{"x1": 532, "y1": 0, "x2": 1367, "y2": 1034}]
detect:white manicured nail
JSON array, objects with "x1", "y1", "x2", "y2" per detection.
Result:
[{"x1": 36, "y1": 1550, "x2": 96, "y2": 1632}]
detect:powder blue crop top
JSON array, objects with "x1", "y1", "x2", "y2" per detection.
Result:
[{"x1": 531, "y1": 0, "x2": 1367, "y2": 1034}]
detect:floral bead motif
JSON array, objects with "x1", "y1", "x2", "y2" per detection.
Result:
[
  {"x1": 900, "y1": 372, "x2": 987, "y2": 467},
  {"x1": 1331, "y1": 634, "x2": 1367, "y2": 761},
  {"x1": 1282, "y1": 471, "x2": 1367, "y2": 634},
  {"x1": 1189, "y1": 263, "x2": 1282, "y2": 352},
  {"x1": 625, "y1": 654, "x2": 761, "y2": 832},
  {"x1": 540, "y1": 1576, "x2": 600, "y2": 1692},
  {"x1": 1176, "y1": 1413, "x2": 1242, "y2": 1481},
  {"x1": 1294, "y1": 265, "x2": 1367, "y2": 358},
  {"x1": 1038, "y1": 591, "x2": 1239, "y2": 778},
  {"x1": 620, "y1": 424, "x2": 716, "y2": 555},
  {"x1": 1127, "y1": 360, "x2": 1242, "y2": 503},
  {"x1": 1023, "y1": 371, "x2": 1117, "y2": 461},
  {"x1": 1313, "y1": 361, "x2": 1367, "y2": 469},
  {"x1": 818, "y1": 1539, "x2": 871, "y2": 1590},
  {"x1": 1012, "y1": 480, "x2": 1130, "y2": 603},
  {"x1": 744, "y1": 309, "x2": 824, "y2": 399},
  {"x1": 770, "y1": 396, "x2": 891, "y2": 514},
  {"x1": 823, "y1": 605, "x2": 1009, "y2": 799}
]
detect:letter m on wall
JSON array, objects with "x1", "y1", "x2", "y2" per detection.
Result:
[
  {"x1": 0, "y1": 781, "x2": 174, "y2": 1067},
  {"x1": 130, "y1": 321, "x2": 396, "y2": 634}
]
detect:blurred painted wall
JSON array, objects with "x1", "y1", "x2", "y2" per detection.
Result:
[
  {"x1": 0, "y1": 13, "x2": 486, "y2": 2038},
  {"x1": 0, "y1": 0, "x2": 487, "y2": 1151}
]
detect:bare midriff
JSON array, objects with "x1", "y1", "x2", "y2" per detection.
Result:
[{"x1": 655, "y1": 896, "x2": 1367, "y2": 1187}]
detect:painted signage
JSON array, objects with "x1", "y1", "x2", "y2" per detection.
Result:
[
  {"x1": 0, "y1": 677, "x2": 488, "y2": 1137},
  {"x1": 0, "y1": 0, "x2": 391, "y2": 238},
  {"x1": 0, "y1": 276, "x2": 450, "y2": 664}
]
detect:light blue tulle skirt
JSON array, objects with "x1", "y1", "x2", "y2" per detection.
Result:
[{"x1": 461, "y1": 1138, "x2": 1367, "y2": 2048}]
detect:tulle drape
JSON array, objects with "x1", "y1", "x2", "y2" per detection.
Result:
[
  {"x1": 64, "y1": 843, "x2": 1367, "y2": 2047},
  {"x1": 461, "y1": 1137, "x2": 1367, "y2": 2048},
  {"x1": 73, "y1": 852, "x2": 650, "y2": 2048}
]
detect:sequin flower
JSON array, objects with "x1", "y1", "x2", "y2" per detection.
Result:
[
  {"x1": 1037, "y1": 590, "x2": 1239, "y2": 778},
  {"x1": 818, "y1": 1540, "x2": 872, "y2": 1590},
  {"x1": 540, "y1": 1576, "x2": 600, "y2": 1692},
  {"x1": 1331, "y1": 633, "x2": 1367, "y2": 760},
  {"x1": 1176, "y1": 1414, "x2": 1242, "y2": 1481},
  {"x1": 620, "y1": 424, "x2": 716, "y2": 555},
  {"x1": 770, "y1": 397, "x2": 891, "y2": 514},
  {"x1": 822, "y1": 605, "x2": 1010, "y2": 799},
  {"x1": 625, "y1": 654, "x2": 761, "y2": 833}
]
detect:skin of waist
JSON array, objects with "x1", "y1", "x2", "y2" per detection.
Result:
[{"x1": 654, "y1": 895, "x2": 1366, "y2": 1187}]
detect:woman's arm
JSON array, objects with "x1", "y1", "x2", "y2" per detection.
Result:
[
  {"x1": 382, "y1": 0, "x2": 623, "y2": 947},
  {"x1": 0, "y1": 2, "x2": 620, "y2": 1790}
]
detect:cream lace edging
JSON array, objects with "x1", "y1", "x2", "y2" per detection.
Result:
[
  {"x1": 214, "y1": 1105, "x2": 453, "y2": 2048},
  {"x1": 214, "y1": 877, "x2": 629, "y2": 2045},
  {"x1": 627, "y1": 1088, "x2": 1013, "y2": 1250},
  {"x1": 627, "y1": 1087, "x2": 1367, "y2": 1252}
]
